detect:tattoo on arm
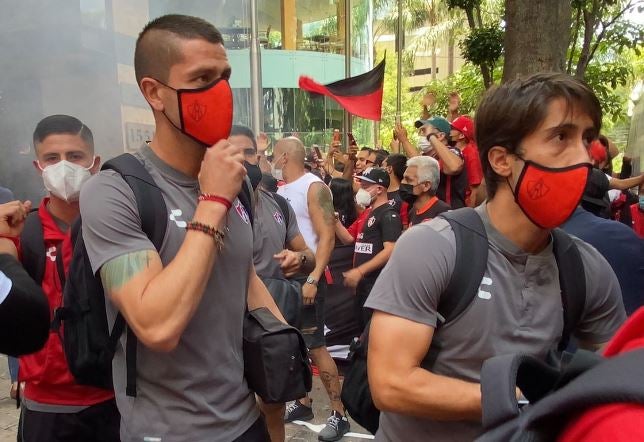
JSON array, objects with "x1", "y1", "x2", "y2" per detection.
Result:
[
  {"x1": 317, "y1": 186, "x2": 335, "y2": 225},
  {"x1": 100, "y1": 250, "x2": 152, "y2": 293}
]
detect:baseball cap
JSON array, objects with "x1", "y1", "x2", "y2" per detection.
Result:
[
  {"x1": 582, "y1": 168, "x2": 610, "y2": 208},
  {"x1": 450, "y1": 115, "x2": 475, "y2": 140},
  {"x1": 414, "y1": 116, "x2": 451, "y2": 136},
  {"x1": 356, "y1": 168, "x2": 390, "y2": 188}
]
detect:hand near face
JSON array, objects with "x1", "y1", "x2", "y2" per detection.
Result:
[
  {"x1": 257, "y1": 132, "x2": 270, "y2": 153},
  {"x1": 0, "y1": 200, "x2": 32, "y2": 236},
  {"x1": 199, "y1": 140, "x2": 246, "y2": 201}
]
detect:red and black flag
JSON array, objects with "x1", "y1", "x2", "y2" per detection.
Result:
[{"x1": 298, "y1": 57, "x2": 386, "y2": 121}]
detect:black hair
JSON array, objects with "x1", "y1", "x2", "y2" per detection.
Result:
[
  {"x1": 385, "y1": 154, "x2": 407, "y2": 182},
  {"x1": 373, "y1": 149, "x2": 389, "y2": 167},
  {"x1": 360, "y1": 147, "x2": 373, "y2": 154},
  {"x1": 476, "y1": 72, "x2": 602, "y2": 199},
  {"x1": 33, "y1": 115, "x2": 94, "y2": 153},
  {"x1": 230, "y1": 125, "x2": 257, "y2": 149},
  {"x1": 260, "y1": 172, "x2": 278, "y2": 193},
  {"x1": 329, "y1": 178, "x2": 357, "y2": 227},
  {"x1": 134, "y1": 14, "x2": 224, "y2": 85}
]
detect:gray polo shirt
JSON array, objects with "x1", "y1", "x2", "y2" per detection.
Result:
[
  {"x1": 365, "y1": 203, "x2": 626, "y2": 442},
  {"x1": 80, "y1": 145, "x2": 258, "y2": 442},
  {"x1": 253, "y1": 190, "x2": 300, "y2": 279}
]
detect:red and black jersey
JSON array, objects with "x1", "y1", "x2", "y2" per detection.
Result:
[
  {"x1": 436, "y1": 147, "x2": 468, "y2": 209},
  {"x1": 354, "y1": 203, "x2": 402, "y2": 284},
  {"x1": 408, "y1": 196, "x2": 451, "y2": 227},
  {"x1": 19, "y1": 199, "x2": 114, "y2": 407},
  {"x1": 387, "y1": 190, "x2": 410, "y2": 229}
]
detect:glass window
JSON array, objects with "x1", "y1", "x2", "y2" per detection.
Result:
[{"x1": 80, "y1": 0, "x2": 107, "y2": 29}]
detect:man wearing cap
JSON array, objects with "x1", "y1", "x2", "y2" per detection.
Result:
[
  {"x1": 416, "y1": 116, "x2": 468, "y2": 209},
  {"x1": 335, "y1": 168, "x2": 403, "y2": 329},
  {"x1": 450, "y1": 116, "x2": 484, "y2": 207}
]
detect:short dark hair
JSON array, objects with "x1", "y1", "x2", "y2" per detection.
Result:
[
  {"x1": 33, "y1": 115, "x2": 94, "y2": 154},
  {"x1": 373, "y1": 149, "x2": 389, "y2": 167},
  {"x1": 230, "y1": 125, "x2": 257, "y2": 149},
  {"x1": 360, "y1": 147, "x2": 373, "y2": 154},
  {"x1": 476, "y1": 72, "x2": 602, "y2": 199},
  {"x1": 385, "y1": 153, "x2": 407, "y2": 182},
  {"x1": 134, "y1": 14, "x2": 223, "y2": 85}
]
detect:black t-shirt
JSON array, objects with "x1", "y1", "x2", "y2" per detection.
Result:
[
  {"x1": 354, "y1": 203, "x2": 402, "y2": 283},
  {"x1": 408, "y1": 196, "x2": 451, "y2": 227},
  {"x1": 436, "y1": 148, "x2": 468, "y2": 209},
  {"x1": 387, "y1": 190, "x2": 410, "y2": 227}
]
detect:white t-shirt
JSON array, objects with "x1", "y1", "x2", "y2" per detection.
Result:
[{"x1": 278, "y1": 173, "x2": 325, "y2": 253}]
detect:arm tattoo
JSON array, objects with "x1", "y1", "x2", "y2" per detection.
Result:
[
  {"x1": 317, "y1": 186, "x2": 335, "y2": 225},
  {"x1": 100, "y1": 250, "x2": 152, "y2": 293}
]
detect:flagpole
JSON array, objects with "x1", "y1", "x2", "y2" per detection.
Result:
[
  {"x1": 395, "y1": 0, "x2": 403, "y2": 125},
  {"x1": 343, "y1": 0, "x2": 352, "y2": 151},
  {"x1": 249, "y1": 0, "x2": 263, "y2": 138}
]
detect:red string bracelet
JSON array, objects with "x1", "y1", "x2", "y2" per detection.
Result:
[{"x1": 198, "y1": 194, "x2": 232, "y2": 210}]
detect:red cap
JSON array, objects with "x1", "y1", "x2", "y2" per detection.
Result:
[
  {"x1": 589, "y1": 140, "x2": 607, "y2": 164},
  {"x1": 450, "y1": 115, "x2": 475, "y2": 141}
]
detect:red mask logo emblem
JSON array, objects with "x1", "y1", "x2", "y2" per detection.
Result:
[{"x1": 513, "y1": 160, "x2": 590, "y2": 229}]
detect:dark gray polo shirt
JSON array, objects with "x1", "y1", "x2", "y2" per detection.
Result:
[
  {"x1": 80, "y1": 145, "x2": 258, "y2": 442},
  {"x1": 365, "y1": 203, "x2": 626, "y2": 441},
  {"x1": 253, "y1": 190, "x2": 300, "y2": 279}
]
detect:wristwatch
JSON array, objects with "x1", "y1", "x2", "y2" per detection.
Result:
[{"x1": 305, "y1": 275, "x2": 318, "y2": 286}]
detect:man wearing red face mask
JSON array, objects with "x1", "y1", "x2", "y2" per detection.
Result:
[
  {"x1": 79, "y1": 14, "x2": 282, "y2": 442},
  {"x1": 364, "y1": 73, "x2": 626, "y2": 441}
]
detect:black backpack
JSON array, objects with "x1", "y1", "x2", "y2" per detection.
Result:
[
  {"x1": 476, "y1": 348, "x2": 644, "y2": 441},
  {"x1": 340, "y1": 207, "x2": 587, "y2": 434},
  {"x1": 44, "y1": 153, "x2": 253, "y2": 397}
]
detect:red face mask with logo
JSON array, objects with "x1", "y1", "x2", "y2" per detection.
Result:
[
  {"x1": 512, "y1": 159, "x2": 591, "y2": 229},
  {"x1": 158, "y1": 78, "x2": 233, "y2": 146}
]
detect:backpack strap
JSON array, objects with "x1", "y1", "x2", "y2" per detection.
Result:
[
  {"x1": 102, "y1": 154, "x2": 167, "y2": 250},
  {"x1": 423, "y1": 208, "x2": 488, "y2": 367},
  {"x1": 436, "y1": 208, "x2": 489, "y2": 324},
  {"x1": 19, "y1": 210, "x2": 46, "y2": 285},
  {"x1": 238, "y1": 179, "x2": 254, "y2": 227},
  {"x1": 272, "y1": 192, "x2": 291, "y2": 233},
  {"x1": 101, "y1": 153, "x2": 168, "y2": 398},
  {"x1": 551, "y1": 229, "x2": 586, "y2": 352}
]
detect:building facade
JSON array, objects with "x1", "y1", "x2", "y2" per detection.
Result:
[{"x1": 0, "y1": 0, "x2": 374, "y2": 200}]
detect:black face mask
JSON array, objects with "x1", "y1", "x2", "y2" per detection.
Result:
[
  {"x1": 244, "y1": 161, "x2": 263, "y2": 190},
  {"x1": 399, "y1": 183, "x2": 418, "y2": 205}
]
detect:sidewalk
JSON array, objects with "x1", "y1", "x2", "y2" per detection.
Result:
[
  {"x1": 0, "y1": 355, "x2": 372, "y2": 441},
  {"x1": 0, "y1": 356, "x2": 19, "y2": 442}
]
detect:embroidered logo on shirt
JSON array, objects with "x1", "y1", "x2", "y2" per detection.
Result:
[
  {"x1": 388, "y1": 199, "x2": 396, "y2": 206},
  {"x1": 46, "y1": 246, "x2": 57, "y2": 262},
  {"x1": 367, "y1": 216, "x2": 376, "y2": 227},
  {"x1": 169, "y1": 209, "x2": 187, "y2": 228},
  {"x1": 235, "y1": 200, "x2": 250, "y2": 224},
  {"x1": 274, "y1": 211, "x2": 284, "y2": 225},
  {"x1": 355, "y1": 242, "x2": 373, "y2": 254},
  {"x1": 477, "y1": 276, "x2": 493, "y2": 300}
]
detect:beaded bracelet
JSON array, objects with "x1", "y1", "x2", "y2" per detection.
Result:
[
  {"x1": 198, "y1": 194, "x2": 232, "y2": 211},
  {"x1": 185, "y1": 221, "x2": 226, "y2": 251}
]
